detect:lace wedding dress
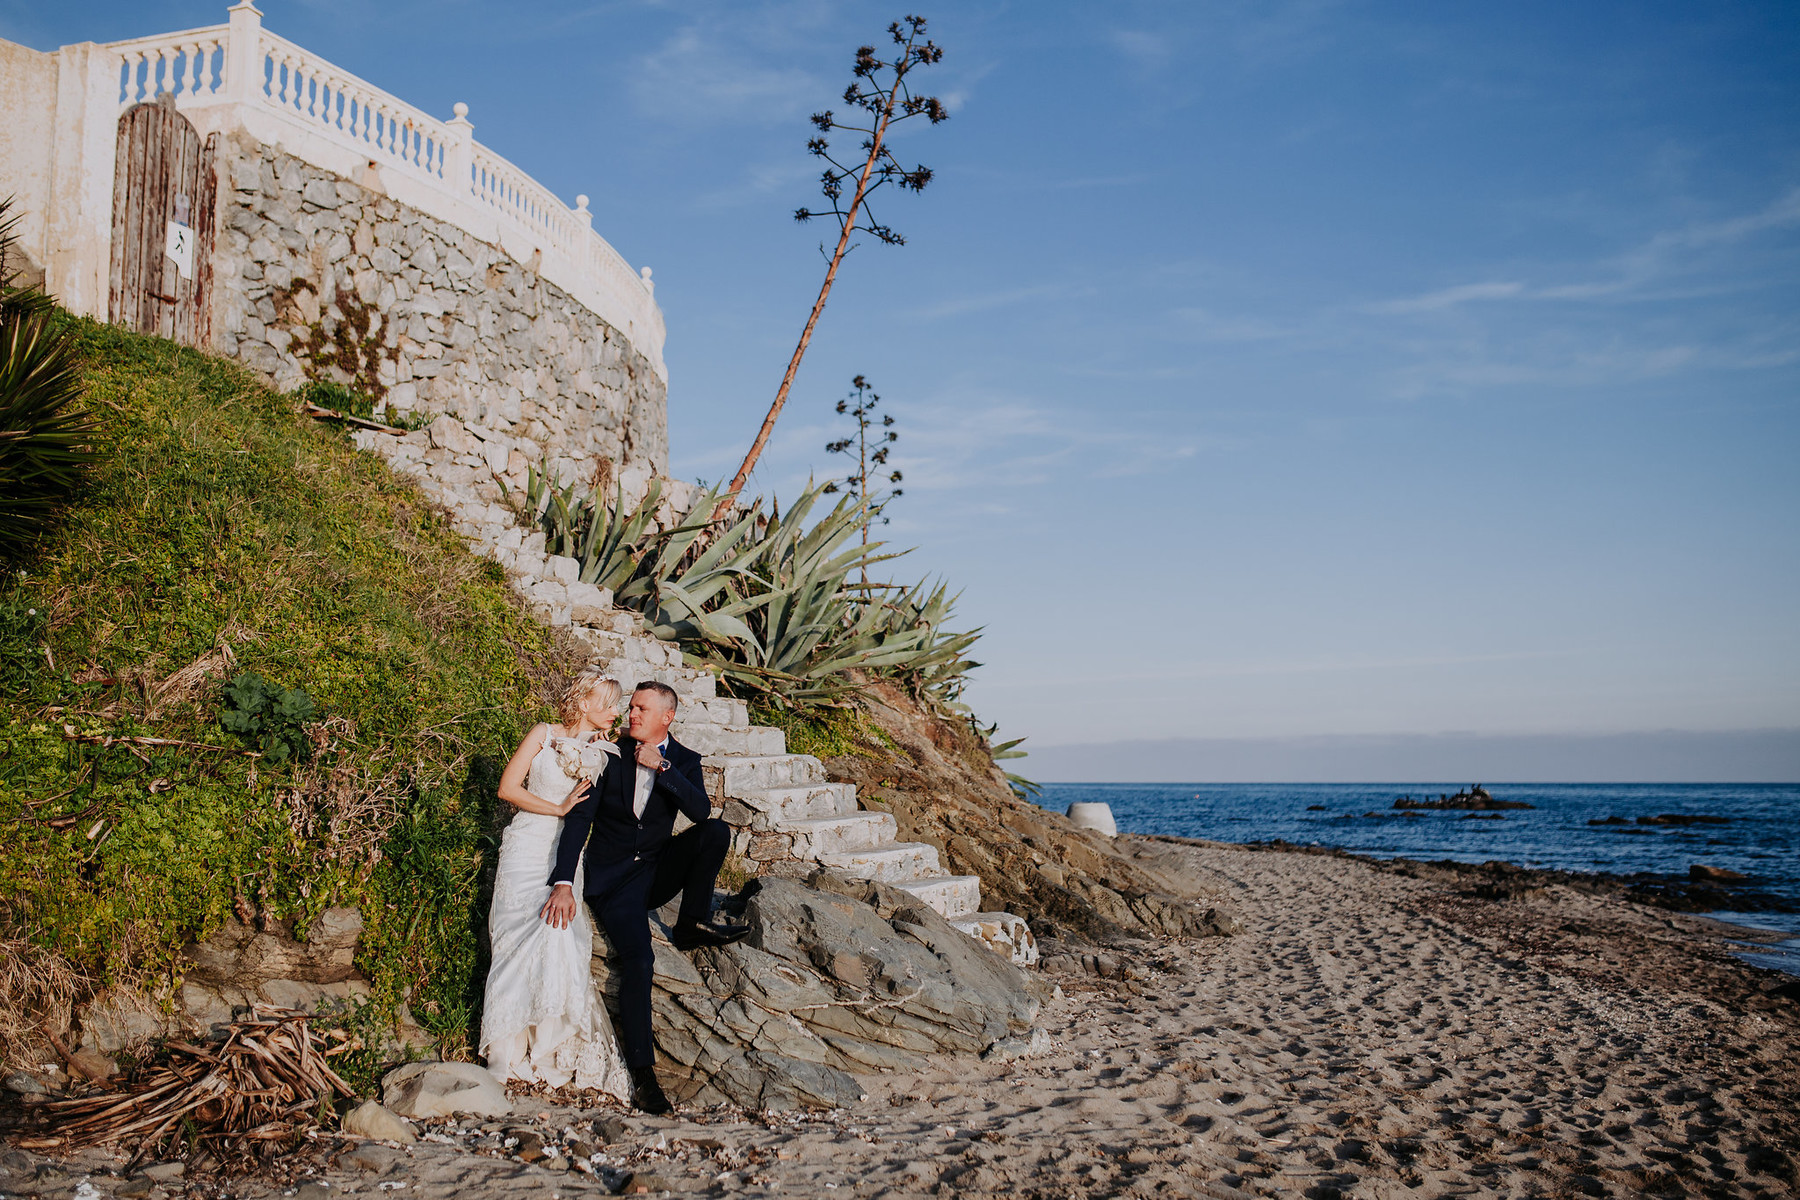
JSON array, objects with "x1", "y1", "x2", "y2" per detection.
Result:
[{"x1": 478, "y1": 732, "x2": 632, "y2": 1098}]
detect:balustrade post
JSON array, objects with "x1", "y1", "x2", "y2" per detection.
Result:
[
  {"x1": 224, "y1": 1, "x2": 263, "y2": 106},
  {"x1": 445, "y1": 101, "x2": 474, "y2": 200}
]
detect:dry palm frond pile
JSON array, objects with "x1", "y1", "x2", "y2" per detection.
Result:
[{"x1": 7, "y1": 1007, "x2": 355, "y2": 1166}]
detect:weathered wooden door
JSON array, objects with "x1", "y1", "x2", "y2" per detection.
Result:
[{"x1": 108, "y1": 92, "x2": 217, "y2": 347}]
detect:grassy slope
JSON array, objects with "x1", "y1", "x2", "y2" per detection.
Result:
[{"x1": 0, "y1": 318, "x2": 579, "y2": 1070}]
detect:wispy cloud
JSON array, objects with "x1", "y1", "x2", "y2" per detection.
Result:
[
  {"x1": 1364, "y1": 280, "x2": 1525, "y2": 314},
  {"x1": 1368, "y1": 188, "x2": 1800, "y2": 314},
  {"x1": 909, "y1": 284, "x2": 1088, "y2": 320},
  {"x1": 627, "y1": 3, "x2": 832, "y2": 125}
]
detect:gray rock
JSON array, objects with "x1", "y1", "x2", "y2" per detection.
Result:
[
  {"x1": 382, "y1": 1061, "x2": 511, "y2": 1118},
  {"x1": 598, "y1": 875, "x2": 1043, "y2": 1111},
  {"x1": 341, "y1": 1100, "x2": 417, "y2": 1143},
  {"x1": 141, "y1": 1161, "x2": 186, "y2": 1181},
  {"x1": 339, "y1": 1142, "x2": 404, "y2": 1173}
]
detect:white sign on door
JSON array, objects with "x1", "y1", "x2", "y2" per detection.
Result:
[{"x1": 166, "y1": 221, "x2": 194, "y2": 281}]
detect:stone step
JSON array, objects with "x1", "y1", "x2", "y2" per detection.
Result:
[
  {"x1": 726, "y1": 782, "x2": 858, "y2": 825},
  {"x1": 704, "y1": 754, "x2": 825, "y2": 795},
  {"x1": 950, "y1": 912, "x2": 1039, "y2": 967},
  {"x1": 676, "y1": 724, "x2": 784, "y2": 757},
  {"x1": 675, "y1": 696, "x2": 748, "y2": 728},
  {"x1": 891, "y1": 875, "x2": 983, "y2": 921},
  {"x1": 816, "y1": 842, "x2": 942, "y2": 884},
  {"x1": 775, "y1": 812, "x2": 897, "y2": 857}
]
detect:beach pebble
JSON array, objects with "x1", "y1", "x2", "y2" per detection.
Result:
[
  {"x1": 591, "y1": 1115, "x2": 631, "y2": 1143},
  {"x1": 294, "y1": 1185, "x2": 332, "y2": 1200},
  {"x1": 340, "y1": 1143, "x2": 405, "y2": 1173},
  {"x1": 115, "y1": 1178, "x2": 154, "y2": 1199},
  {"x1": 343, "y1": 1100, "x2": 418, "y2": 1144},
  {"x1": 140, "y1": 1162, "x2": 185, "y2": 1182},
  {"x1": 618, "y1": 1172, "x2": 673, "y2": 1194}
]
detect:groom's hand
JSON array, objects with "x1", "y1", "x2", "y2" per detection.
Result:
[
  {"x1": 541, "y1": 883, "x2": 578, "y2": 929},
  {"x1": 634, "y1": 741, "x2": 664, "y2": 771}
]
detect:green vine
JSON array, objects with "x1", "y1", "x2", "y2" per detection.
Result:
[{"x1": 280, "y1": 277, "x2": 398, "y2": 404}]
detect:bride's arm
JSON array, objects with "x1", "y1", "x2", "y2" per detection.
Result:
[{"x1": 497, "y1": 723, "x2": 568, "y2": 816}]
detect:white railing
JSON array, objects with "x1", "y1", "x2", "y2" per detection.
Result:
[{"x1": 93, "y1": 3, "x2": 665, "y2": 378}]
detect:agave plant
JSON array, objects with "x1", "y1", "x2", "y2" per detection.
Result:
[
  {"x1": 530, "y1": 469, "x2": 984, "y2": 710},
  {"x1": 0, "y1": 199, "x2": 96, "y2": 562}
]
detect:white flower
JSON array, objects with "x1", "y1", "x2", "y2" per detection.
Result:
[{"x1": 553, "y1": 736, "x2": 620, "y2": 778}]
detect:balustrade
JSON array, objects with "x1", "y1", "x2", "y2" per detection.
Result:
[{"x1": 90, "y1": 4, "x2": 663, "y2": 374}]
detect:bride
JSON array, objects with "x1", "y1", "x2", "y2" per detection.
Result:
[{"x1": 479, "y1": 667, "x2": 632, "y2": 1098}]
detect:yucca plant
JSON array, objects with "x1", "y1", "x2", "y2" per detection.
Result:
[{"x1": 0, "y1": 199, "x2": 96, "y2": 561}]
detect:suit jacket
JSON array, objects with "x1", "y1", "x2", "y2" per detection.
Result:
[{"x1": 548, "y1": 734, "x2": 711, "y2": 893}]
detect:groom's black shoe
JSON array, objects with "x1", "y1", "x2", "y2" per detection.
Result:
[
  {"x1": 669, "y1": 920, "x2": 751, "y2": 952},
  {"x1": 630, "y1": 1064, "x2": 672, "y2": 1115}
]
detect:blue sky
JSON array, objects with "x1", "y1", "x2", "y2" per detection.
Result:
[{"x1": 13, "y1": 1, "x2": 1800, "y2": 774}]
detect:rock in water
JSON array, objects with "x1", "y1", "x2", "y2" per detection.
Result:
[
  {"x1": 382, "y1": 1061, "x2": 511, "y2": 1118},
  {"x1": 1689, "y1": 864, "x2": 1749, "y2": 882},
  {"x1": 341, "y1": 1100, "x2": 417, "y2": 1143}
]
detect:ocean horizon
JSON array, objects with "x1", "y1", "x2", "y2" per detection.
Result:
[{"x1": 1039, "y1": 780, "x2": 1800, "y2": 974}]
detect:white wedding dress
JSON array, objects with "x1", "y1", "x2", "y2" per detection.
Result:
[{"x1": 478, "y1": 732, "x2": 632, "y2": 1098}]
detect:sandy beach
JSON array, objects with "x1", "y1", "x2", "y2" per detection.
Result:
[{"x1": 9, "y1": 838, "x2": 1797, "y2": 1199}]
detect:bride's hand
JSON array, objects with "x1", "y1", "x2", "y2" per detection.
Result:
[{"x1": 558, "y1": 776, "x2": 593, "y2": 816}]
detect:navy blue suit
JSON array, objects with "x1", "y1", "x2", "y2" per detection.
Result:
[{"x1": 548, "y1": 734, "x2": 727, "y2": 1069}]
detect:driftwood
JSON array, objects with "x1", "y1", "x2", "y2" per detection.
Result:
[
  {"x1": 301, "y1": 402, "x2": 403, "y2": 435},
  {"x1": 7, "y1": 1007, "x2": 356, "y2": 1167}
]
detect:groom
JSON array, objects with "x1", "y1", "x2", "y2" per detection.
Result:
[{"x1": 541, "y1": 680, "x2": 748, "y2": 1114}]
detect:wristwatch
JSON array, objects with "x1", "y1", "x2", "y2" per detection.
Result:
[{"x1": 656, "y1": 757, "x2": 671, "y2": 773}]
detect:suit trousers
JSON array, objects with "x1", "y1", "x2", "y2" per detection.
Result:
[{"x1": 584, "y1": 817, "x2": 730, "y2": 1069}]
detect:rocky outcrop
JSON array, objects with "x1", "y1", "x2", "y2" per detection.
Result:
[
  {"x1": 178, "y1": 907, "x2": 374, "y2": 1031},
  {"x1": 1392, "y1": 786, "x2": 1532, "y2": 811},
  {"x1": 821, "y1": 680, "x2": 1240, "y2": 947},
  {"x1": 600, "y1": 873, "x2": 1048, "y2": 1110}
]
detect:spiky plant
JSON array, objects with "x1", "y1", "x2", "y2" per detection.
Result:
[
  {"x1": 0, "y1": 199, "x2": 95, "y2": 561},
  {"x1": 530, "y1": 473, "x2": 983, "y2": 711}
]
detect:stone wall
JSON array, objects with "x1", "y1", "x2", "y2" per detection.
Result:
[{"x1": 213, "y1": 134, "x2": 668, "y2": 499}]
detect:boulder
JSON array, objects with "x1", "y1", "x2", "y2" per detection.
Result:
[
  {"x1": 1066, "y1": 802, "x2": 1117, "y2": 837},
  {"x1": 382, "y1": 1061, "x2": 511, "y2": 1118},
  {"x1": 594, "y1": 874, "x2": 1045, "y2": 1110},
  {"x1": 1689, "y1": 864, "x2": 1749, "y2": 882},
  {"x1": 341, "y1": 1100, "x2": 417, "y2": 1143}
]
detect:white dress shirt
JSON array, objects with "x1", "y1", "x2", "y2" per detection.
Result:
[{"x1": 633, "y1": 739, "x2": 669, "y2": 819}]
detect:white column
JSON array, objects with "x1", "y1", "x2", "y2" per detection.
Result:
[
  {"x1": 224, "y1": 1, "x2": 263, "y2": 106},
  {"x1": 444, "y1": 101, "x2": 473, "y2": 201},
  {"x1": 40, "y1": 41, "x2": 118, "y2": 319}
]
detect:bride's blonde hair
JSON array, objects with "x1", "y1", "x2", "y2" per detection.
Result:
[{"x1": 557, "y1": 668, "x2": 621, "y2": 729}]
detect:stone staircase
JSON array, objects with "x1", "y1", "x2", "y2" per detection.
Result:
[
  {"x1": 346, "y1": 427, "x2": 1035, "y2": 966},
  {"x1": 573, "y1": 616, "x2": 1035, "y2": 966}
]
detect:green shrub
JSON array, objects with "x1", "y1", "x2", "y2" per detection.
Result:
[
  {"x1": 218, "y1": 671, "x2": 317, "y2": 763},
  {"x1": 0, "y1": 318, "x2": 579, "y2": 1069}
]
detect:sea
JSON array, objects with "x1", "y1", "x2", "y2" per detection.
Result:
[{"x1": 1039, "y1": 782, "x2": 1800, "y2": 976}]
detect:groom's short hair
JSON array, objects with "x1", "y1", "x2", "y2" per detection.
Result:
[{"x1": 633, "y1": 680, "x2": 679, "y2": 712}]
